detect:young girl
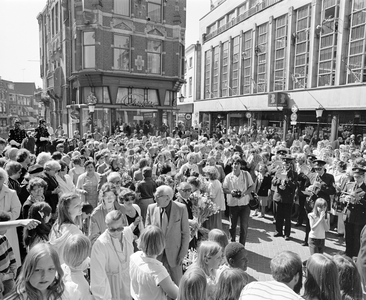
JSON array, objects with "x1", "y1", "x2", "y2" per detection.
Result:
[
  {"x1": 62, "y1": 234, "x2": 93, "y2": 300},
  {"x1": 214, "y1": 268, "x2": 248, "y2": 300},
  {"x1": 49, "y1": 192, "x2": 83, "y2": 265},
  {"x1": 6, "y1": 243, "x2": 64, "y2": 300},
  {"x1": 177, "y1": 266, "x2": 207, "y2": 300},
  {"x1": 189, "y1": 241, "x2": 223, "y2": 300},
  {"x1": 23, "y1": 201, "x2": 52, "y2": 251},
  {"x1": 303, "y1": 253, "x2": 341, "y2": 300},
  {"x1": 253, "y1": 164, "x2": 272, "y2": 217},
  {"x1": 308, "y1": 198, "x2": 329, "y2": 254}
]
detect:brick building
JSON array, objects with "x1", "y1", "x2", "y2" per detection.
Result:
[{"x1": 37, "y1": 0, "x2": 186, "y2": 136}]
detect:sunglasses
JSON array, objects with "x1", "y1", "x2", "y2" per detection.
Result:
[{"x1": 108, "y1": 226, "x2": 124, "y2": 233}]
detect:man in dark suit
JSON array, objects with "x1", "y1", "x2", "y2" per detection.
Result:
[
  {"x1": 342, "y1": 167, "x2": 366, "y2": 258},
  {"x1": 145, "y1": 185, "x2": 190, "y2": 285},
  {"x1": 8, "y1": 119, "x2": 27, "y2": 148},
  {"x1": 312, "y1": 159, "x2": 336, "y2": 209}
]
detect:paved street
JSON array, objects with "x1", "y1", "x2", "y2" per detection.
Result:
[{"x1": 230, "y1": 213, "x2": 345, "y2": 282}]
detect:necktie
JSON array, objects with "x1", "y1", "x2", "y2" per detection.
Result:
[{"x1": 161, "y1": 208, "x2": 168, "y2": 235}]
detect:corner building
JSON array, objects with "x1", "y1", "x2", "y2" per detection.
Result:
[
  {"x1": 37, "y1": 0, "x2": 186, "y2": 136},
  {"x1": 197, "y1": 0, "x2": 366, "y2": 139}
]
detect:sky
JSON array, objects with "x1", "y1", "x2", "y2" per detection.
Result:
[{"x1": 0, "y1": 0, "x2": 210, "y2": 89}]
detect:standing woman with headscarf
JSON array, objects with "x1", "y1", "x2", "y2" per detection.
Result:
[
  {"x1": 76, "y1": 160, "x2": 100, "y2": 209},
  {"x1": 0, "y1": 168, "x2": 21, "y2": 266}
]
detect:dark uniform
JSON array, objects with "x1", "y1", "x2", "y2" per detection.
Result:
[
  {"x1": 8, "y1": 123, "x2": 27, "y2": 148},
  {"x1": 35, "y1": 120, "x2": 50, "y2": 155},
  {"x1": 341, "y1": 167, "x2": 366, "y2": 258},
  {"x1": 312, "y1": 160, "x2": 336, "y2": 211}
]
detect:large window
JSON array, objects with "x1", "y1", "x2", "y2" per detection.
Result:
[
  {"x1": 204, "y1": 50, "x2": 212, "y2": 99},
  {"x1": 212, "y1": 46, "x2": 219, "y2": 98},
  {"x1": 189, "y1": 77, "x2": 192, "y2": 97},
  {"x1": 147, "y1": 40, "x2": 161, "y2": 74},
  {"x1": 274, "y1": 15, "x2": 287, "y2": 91},
  {"x1": 221, "y1": 42, "x2": 229, "y2": 96},
  {"x1": 256, "y1": 23, "x2": 268, "y2": 93},
  {"x1": 242, "y1": 30, "x2": 252, "y2": 94},
  {"x1": 347, "y1": 0, "x2": 366, "y2": 83},
  {"x1": 318, "y1": 0, "x2": 339, "y2": 87},
  {"x1": 231, "y1": 36, "x2": 240, "y2": 95},
  {"x1": 148, "y1": 0, "x2": 162, "y2": 23},
  {"x1": 83, "y1": 32, "x2": 95, "y2": 69},
  {"x1": 113, "y1": 35, "x2": 130, "y2": 71},
  {"x1": 114, "y1": 0, "x2": 130, "y2": 16},
  {"x1": 293, "y1": 5, "x2": 311, "y2": 89}
]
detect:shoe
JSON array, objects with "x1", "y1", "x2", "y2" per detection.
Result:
[
  {"x1": 274, "y1": 233, "x2": 283, "y2": 237},
  {"x1": 285, "y1": 236, "x2": 290, "y2": 241},
  {"x1": 302, "y1": 242, "x2": 308, "y2": 246},
  {"x1": 253, "y1": 212, "x2": 258, "y2": 217}
]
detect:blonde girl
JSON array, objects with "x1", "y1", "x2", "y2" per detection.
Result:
[
  {"x1": 177, "y1": 266, "x2": 207, "y2": 300},
  {"x1": 308, "y1": 198, "x2": 329, "y2": 255},
  {"x1": 214, "y1": 268, "x2": 248, "y2": 300}
]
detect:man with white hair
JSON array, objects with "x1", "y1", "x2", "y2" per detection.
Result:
[{"x1": 145, "y1": 185, "x2": 190, "y2": 285}]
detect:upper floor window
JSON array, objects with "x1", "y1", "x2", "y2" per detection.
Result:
[
  {"x1": 148, "y1": 0, "x2": 162, "y2": 23},
  {"x1": 147, "y1": 40, "x2": 162, "y2": 74},
  {"x1": 114, "y1": 0, "x2": 130, "y2": 16},
  {"x1": 221, "y1": 41, "x2": 229, "y2": 97},
  {"x1": 204, "y1": 50, "x2": 212, "y2": 99},
  {"x1": 207, "y1": 23, "x2": 217, "y2": 34},
  {"x1": 212, "y1": 46, "x2": 219, "y2": 98},
  {"x1": 242, "y1": 30, "x2": 252, "y2": 95},
  {"x1": 293, "y1": 5, "x2": 311, "y2": 89},
  {"x1": 189, "y1": 77, "x2": 192, "y2": 97},
  {"x1": 83, "y1": 32, "x2": 95, "y2": 69},
  {"x1": 231, "y1": 36, "x2": 240, "y2": 95},
  {"x1": 189, "y1": 57, "x2": 193, "y2": 68},
  {"x1": 274, "y1": 15, "x2": 288, "y2": 91},
  {"x1": 113, "y1": 35, "x2": 130, "y2": 71},
  {"x1": 255, "y1": 23, "x2": 268, "y2": 93}
]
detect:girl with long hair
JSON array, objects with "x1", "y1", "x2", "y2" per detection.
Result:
[
  {"x1": 23, "y1": 201, "x2": 52, "y2": 251},
  {"x1": 214, "y1": 268, "x2": 248, "y2": 300},
  {"x1": 308, "y1": 198, "x2": 329, "y2": 255},
  {"x1": 178, "y1": 266, "x2": 207, "y2": 300},
  {"x1": 6, "y1": 243, "x2": 64, "y2": 300},
  {"x1": 49, "y1": 192, "x2": 83, "y2": 265}
]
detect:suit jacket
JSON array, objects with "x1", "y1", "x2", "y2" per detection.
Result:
[
  {"x1": 145, "y1": 201, "x2": 190, "y2": 268},
  {"x1": 39, "y1": 172, "x2": 59, "y2": 213},
  {"x1": 272, "y1": 169, "x2": 297, "y2": 204},
  {"x1": 343, "y1": 182, "x2": 366, "y2": 225},
  {"x1": 357, "y1": 225, "x2": 366, "y2": 293}
]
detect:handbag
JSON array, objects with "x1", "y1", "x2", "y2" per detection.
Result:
[{"x1": 249, "y1": 192, "x2": 260, "y2": 210}]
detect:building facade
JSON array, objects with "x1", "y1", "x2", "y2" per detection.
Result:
[
  {"x1": 37, "y1": 0, "x2": 186, "y2": 136},
  {"x1": 197, "y1": 0, "x2": 366, "y2": 140}
]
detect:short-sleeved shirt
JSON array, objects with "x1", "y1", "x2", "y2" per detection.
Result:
[
  {"x1": 223, "y1": 170, "x2": 253, "y2": 206},
  {"x1": 130, "y1": 251, "x2": 170, "y2": 300},
  {"x1": 0, "y1": 235, "x2": 16, "y2": 275}
]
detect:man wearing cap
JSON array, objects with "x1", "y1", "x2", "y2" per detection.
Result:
[
  {"x1": 35, "y1": 119, "x2": 50, "y2": 155},
  {"x1": 312, "y1": 159, "x2": 336, "y2": 212},
  {"x1": 341, "y1": 167, "x2": 366, "y2": 258},
  {"x1": 8, "y1": 119, "x2": 27, "y2": 149},
  {"x1": 272, "y1": 155, "x2": 297, "y2": 240}
]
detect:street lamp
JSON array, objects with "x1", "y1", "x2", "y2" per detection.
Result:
[
  {"x1": 179, "y1": 94, "x2": 185, "y2": 103},
  {"x1": 315, "y1": 106, "x2": 325, "y2": 143},
  {"x1": 87, "y1": 92, "x2": 97, "y2": 133}
]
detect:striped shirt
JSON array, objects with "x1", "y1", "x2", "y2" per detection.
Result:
[
  {"x1": 0, "y1": 235, "x2": 17, "y2": 275},
  {"x1": 239, "y1": 281, "x2": 304, "y2": 300}
]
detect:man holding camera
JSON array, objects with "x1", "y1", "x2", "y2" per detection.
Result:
[{"x1": 223, "y1": 155, "x2": 254, "y2": 246}]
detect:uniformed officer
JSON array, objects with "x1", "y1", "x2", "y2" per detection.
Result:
[
  {"x1": 341, "y1": 167, "x2": 366, "y2": 258},
  {"x1": 35, "y1": 119, "x2": 50, "y2": 155},
  {"x1": 312, "y1": 159, "x2": 336, "y2": 210},
  {"x1": 8, "y1": 119, "x2": 27, "y2": 148}
]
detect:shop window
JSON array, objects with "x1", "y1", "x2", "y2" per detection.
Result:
[
  {"x1": 113, "y1": 35, "x2": 130, "y2": 71},
  {"x1": 231, "y1": 36, "x2": 240, "y2": 95},
  {"x1": 147, "y1": 40, "x2": 161, "y2": 74},
  {"x1": 148, "y1": 0, "x2": 162, "y2": 23},
  {"x1": 204, "y1": 50, "x2": 212, "y2": 99},
  {"x1": 242, "y1": 30, "x2": 252, "y2": 95},
  {"x1": 114, "y1": 0, "x2": 130, "y2": 16},
  {"x1": 83, "y1": 31, "x2": 95, "y2": 69},
  {"x1": 221, "y1": 41, "x2": 229, "y2": 96},
  {"x1": 274, "y1": 15, "x2": 287, "y2": 91},
  {"x1": 116, "y1": 88, "x2": 129, "y2": 104}
]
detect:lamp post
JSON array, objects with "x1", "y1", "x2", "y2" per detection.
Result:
[
  {"x1": 87, "y1": 92, "x2": 97, "y2": 133},
  {"x1": 315, "y1": 106, "x2": 325, "y2": 143}
]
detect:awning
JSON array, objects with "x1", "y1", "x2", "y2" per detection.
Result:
[
  {"x1": 20, "y1": 116, "x2": 30, "y2": 122},
  {"x1": 177, "y1": 103, "x2": 194, "y2": 114},
  {"x1": 28, "y1": 117, "x2": 37, "y2": 123}
]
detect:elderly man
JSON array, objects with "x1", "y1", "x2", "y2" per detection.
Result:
[
  {"x1": 145, "y1": 185, "x2": 190, "y2": 285},
  {"x1": 239, "y1": 251, "x2": 304, "y2": 299},
  {"x1": 223, "y1": 156, "x2": 254, "y2": 245},
  {"x1": 91, "y1": 210, "x2": 134, "y2": 300}
]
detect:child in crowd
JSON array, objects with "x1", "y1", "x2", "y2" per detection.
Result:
[
  {"x1": 208, "y1": 229, "x2": 229, "y2": 255},
  {"x1": 177, "y1": 266, "x2": 207, "y2": 300},
  {"x1": 253, "y1": 164, "x2": 272, "y2": 217},
  {"x1": 68, "y1": 157, "x2": 85, "y2": 186},
  {"x1": 80, "y1": 202, "x2": 93, "y2": 236},
  {"x1": 0, "y1": 212, "x2": 17, "y2": 298},
  {"x1": 214, "y1": 268, "x2": 248, "y2": 300},
  {"x1": 23, "y1": 201, "x2": 52, "y2": 251},
  {"x1": 62, "y1": 234, "x2": 93, "y2": 300},
  {"x1": 308, "y1": 198, "x2": 329, "y2": 254},
  {"x1": 6, "y1": 243, "x2": 64, "y2": 300}
]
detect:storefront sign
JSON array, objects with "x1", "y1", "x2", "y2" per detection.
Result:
[
  {"x1": 133, "y1": 116, "x2": 143, "y2": 120},
  {"x1": 268, "y1": 92, "x2": 289, "y2": 107}
]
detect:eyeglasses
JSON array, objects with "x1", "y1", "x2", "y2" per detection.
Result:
[
  {"x1": 111, "y1": 180, "x2": 121, "y2": 185},
  {"x1": 124, "y1": 197, "x2": 135, "y2": 202},
  {"x1": 155, "y1": 194, "x2": 168, "y2": 199},
  {"x1": 181, "y1": 189, "x2": 191, "y2": 193},
  {"x1": 108, "y1": 226, "x2": 124, "y2": 233}
]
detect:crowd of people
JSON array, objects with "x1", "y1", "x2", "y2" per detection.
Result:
[{"x1": 0, "y1": 117, "x2": 366, "y2": 299}]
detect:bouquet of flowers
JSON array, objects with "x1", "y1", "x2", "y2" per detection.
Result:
[{"x1": 182, "y1": 248, "x2": 197, "y2": 272}]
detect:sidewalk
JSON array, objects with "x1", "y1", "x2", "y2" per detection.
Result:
[{"x1": 235, "y1": 214, "x2": 345, "y2": 282}]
